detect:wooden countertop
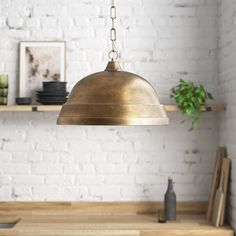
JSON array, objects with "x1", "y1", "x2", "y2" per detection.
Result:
[
  {"x1": 0, "y1": 214, "x2": 233, "y2": 236},
  {"x1": 0, "y1": 202, "x2": 233, "y2": 236}
]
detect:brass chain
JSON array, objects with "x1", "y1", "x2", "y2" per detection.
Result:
[{"x1": 108, "y1": 0, "x2": 118, "y2": 61}]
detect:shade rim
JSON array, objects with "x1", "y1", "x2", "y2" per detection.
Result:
[{"x1": 57, "y1": 117, "x2": 169, "y2": 126}]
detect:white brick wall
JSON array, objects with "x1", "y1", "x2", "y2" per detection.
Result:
[
  {"x1": 0, "y1": 0, "x2": 219, "y2": 201},
  {"x1": 218, "y1": 0, "x2": 236, "y2": 231}
]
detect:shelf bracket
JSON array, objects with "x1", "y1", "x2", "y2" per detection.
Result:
[
  {"x1": 206, "y1": 107, "x2": 212, "y2": 112},
  {"x1": 32, "y1": 106, "x2": 38, "y2": 112}
]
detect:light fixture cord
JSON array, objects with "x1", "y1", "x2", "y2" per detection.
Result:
[{"x1": 108, "y1": 0, "x2": 118, "y2": 61}]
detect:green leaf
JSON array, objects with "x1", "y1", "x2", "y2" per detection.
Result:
[
  {"x1": 198, "y1": 97, "x2": 203, "y2": 104},
  {"x1": 207, "y1": 93, "x2": 214, "y2": 100},
  {"x1": 188, "y1": 126, "x2": 194, "y2": 132},
  {"x1": 185, "y1": 107, "x2": 195, "y2": 115},
  {"x1": 178, "y1": 96, "x2": 185, "y2": 104},
  {"x1": 170, "y1": 79, "x2": 213, "y2": 131},
  {"x1": 200, "y1": 85, "x2": 204, "y2": 90},
  {"x1": 200, "y1": 91, "x2": 206, "y2": 98}
]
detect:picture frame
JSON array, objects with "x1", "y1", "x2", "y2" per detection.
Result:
[{"x1": 19, "y1": 41, "x2": 66, "y2": 101}]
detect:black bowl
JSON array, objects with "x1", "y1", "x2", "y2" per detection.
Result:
[
  {"x1": 37, "y1": 100, "x2": 67, "y2": 105},
  {"x1": 16, "y1": 97, "x2": 32, "y2": 105},
  {"x1": 37, "y1": 91, "x2": 69, "y2": 97},
  {"x1": 43, "y1": 81, "x2": 67, "y2": 92},
  {"x1": 37, "y1": 97, "x2": 67, "y2": 102}
]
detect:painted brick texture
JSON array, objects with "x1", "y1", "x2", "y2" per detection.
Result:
[
  {"x1": 0, "y1": 0, "x2": 219, "y2": 201},
  {"x1": 218, "y1": 0, "x2": 236, "y2": 232}
]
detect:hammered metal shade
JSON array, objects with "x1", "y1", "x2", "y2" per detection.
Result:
[{"x1": 57, "y1": 61, "x2": 169, "y2": 125}]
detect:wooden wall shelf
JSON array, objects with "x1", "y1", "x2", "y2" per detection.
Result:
[
  {"x1": 0, "y1": 105, "x2": 61, "y2": 112},
  {"x1": 165, "y1": 105, "x2": 225, "y2": 112},
  {"x1": 0, "y1": 105, "x2": 225, "y2": 112}
]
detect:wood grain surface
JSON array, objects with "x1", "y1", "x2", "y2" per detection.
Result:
[
  {"x1": 212, "y1": 172, "x2": 224, "y2": 227},
  {"x1": 0, "y1": 201, "x2": 207, "y2": 215},
  {"x1": 220, "y1": 158, "x2": 231, "y2": 226},
  {"x1": 0, "y1": 214, "x2": 233, "y2": 236},
  {"x1": 0, "y1": 105, "x2": 225, "y2": 112},
  {"x1": 0, "y1": 202, "x2": 233, "y2": 236},
  {"x1": 206, "y1": 147, "x2": 225, "y2": 221}
]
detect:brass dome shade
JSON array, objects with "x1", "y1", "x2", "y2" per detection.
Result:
[{"x1": 57, "y1": 61, "x2": 169, "y2": 125}]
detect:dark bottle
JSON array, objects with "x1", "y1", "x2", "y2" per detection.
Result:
[{"x1": 164, "y1": 177, "x2": 176, "y2": 221}]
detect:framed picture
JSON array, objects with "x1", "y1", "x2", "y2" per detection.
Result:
[{"x1": 19, "y1": 41, "x2": 66, "y2": 101}]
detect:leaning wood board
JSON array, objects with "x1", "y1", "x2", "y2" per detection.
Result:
[
  {"x1": 206, "y1": 147, "x2": 225, "y2": 221},
  {"x1": 220, "y1": 158, "x2": 231, "y2": 226},
  {"x1": 212, "y1": 171, "x2": 224, "y2": 227}
]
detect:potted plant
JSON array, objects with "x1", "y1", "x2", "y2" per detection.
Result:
[{"x1": 170, "y1": 79, "x2": 213, "y2": 131}]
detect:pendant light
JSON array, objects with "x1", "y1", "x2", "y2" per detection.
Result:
[{"x1": 57, "y1": 0, "x2": 169, "y2": 125}]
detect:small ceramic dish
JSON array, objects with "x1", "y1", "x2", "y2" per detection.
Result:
[{"x1": 16, "y1": 97, "x2": 32, "y2": 105}]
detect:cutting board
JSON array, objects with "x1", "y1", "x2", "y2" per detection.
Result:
[
  {"x1": 212, "y1": 172, "x2": 224, "y2": 227},
  {"x1": 219, "y1": 158, "x2": 231, "y2": 226},
  {"x1": 206, "y1": 147, "x2": 225, "y2": 221}
]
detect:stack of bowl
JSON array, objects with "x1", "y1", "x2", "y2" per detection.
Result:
[{"x1": 37, "y1": 81, "x2": 68, "y2": 105}]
